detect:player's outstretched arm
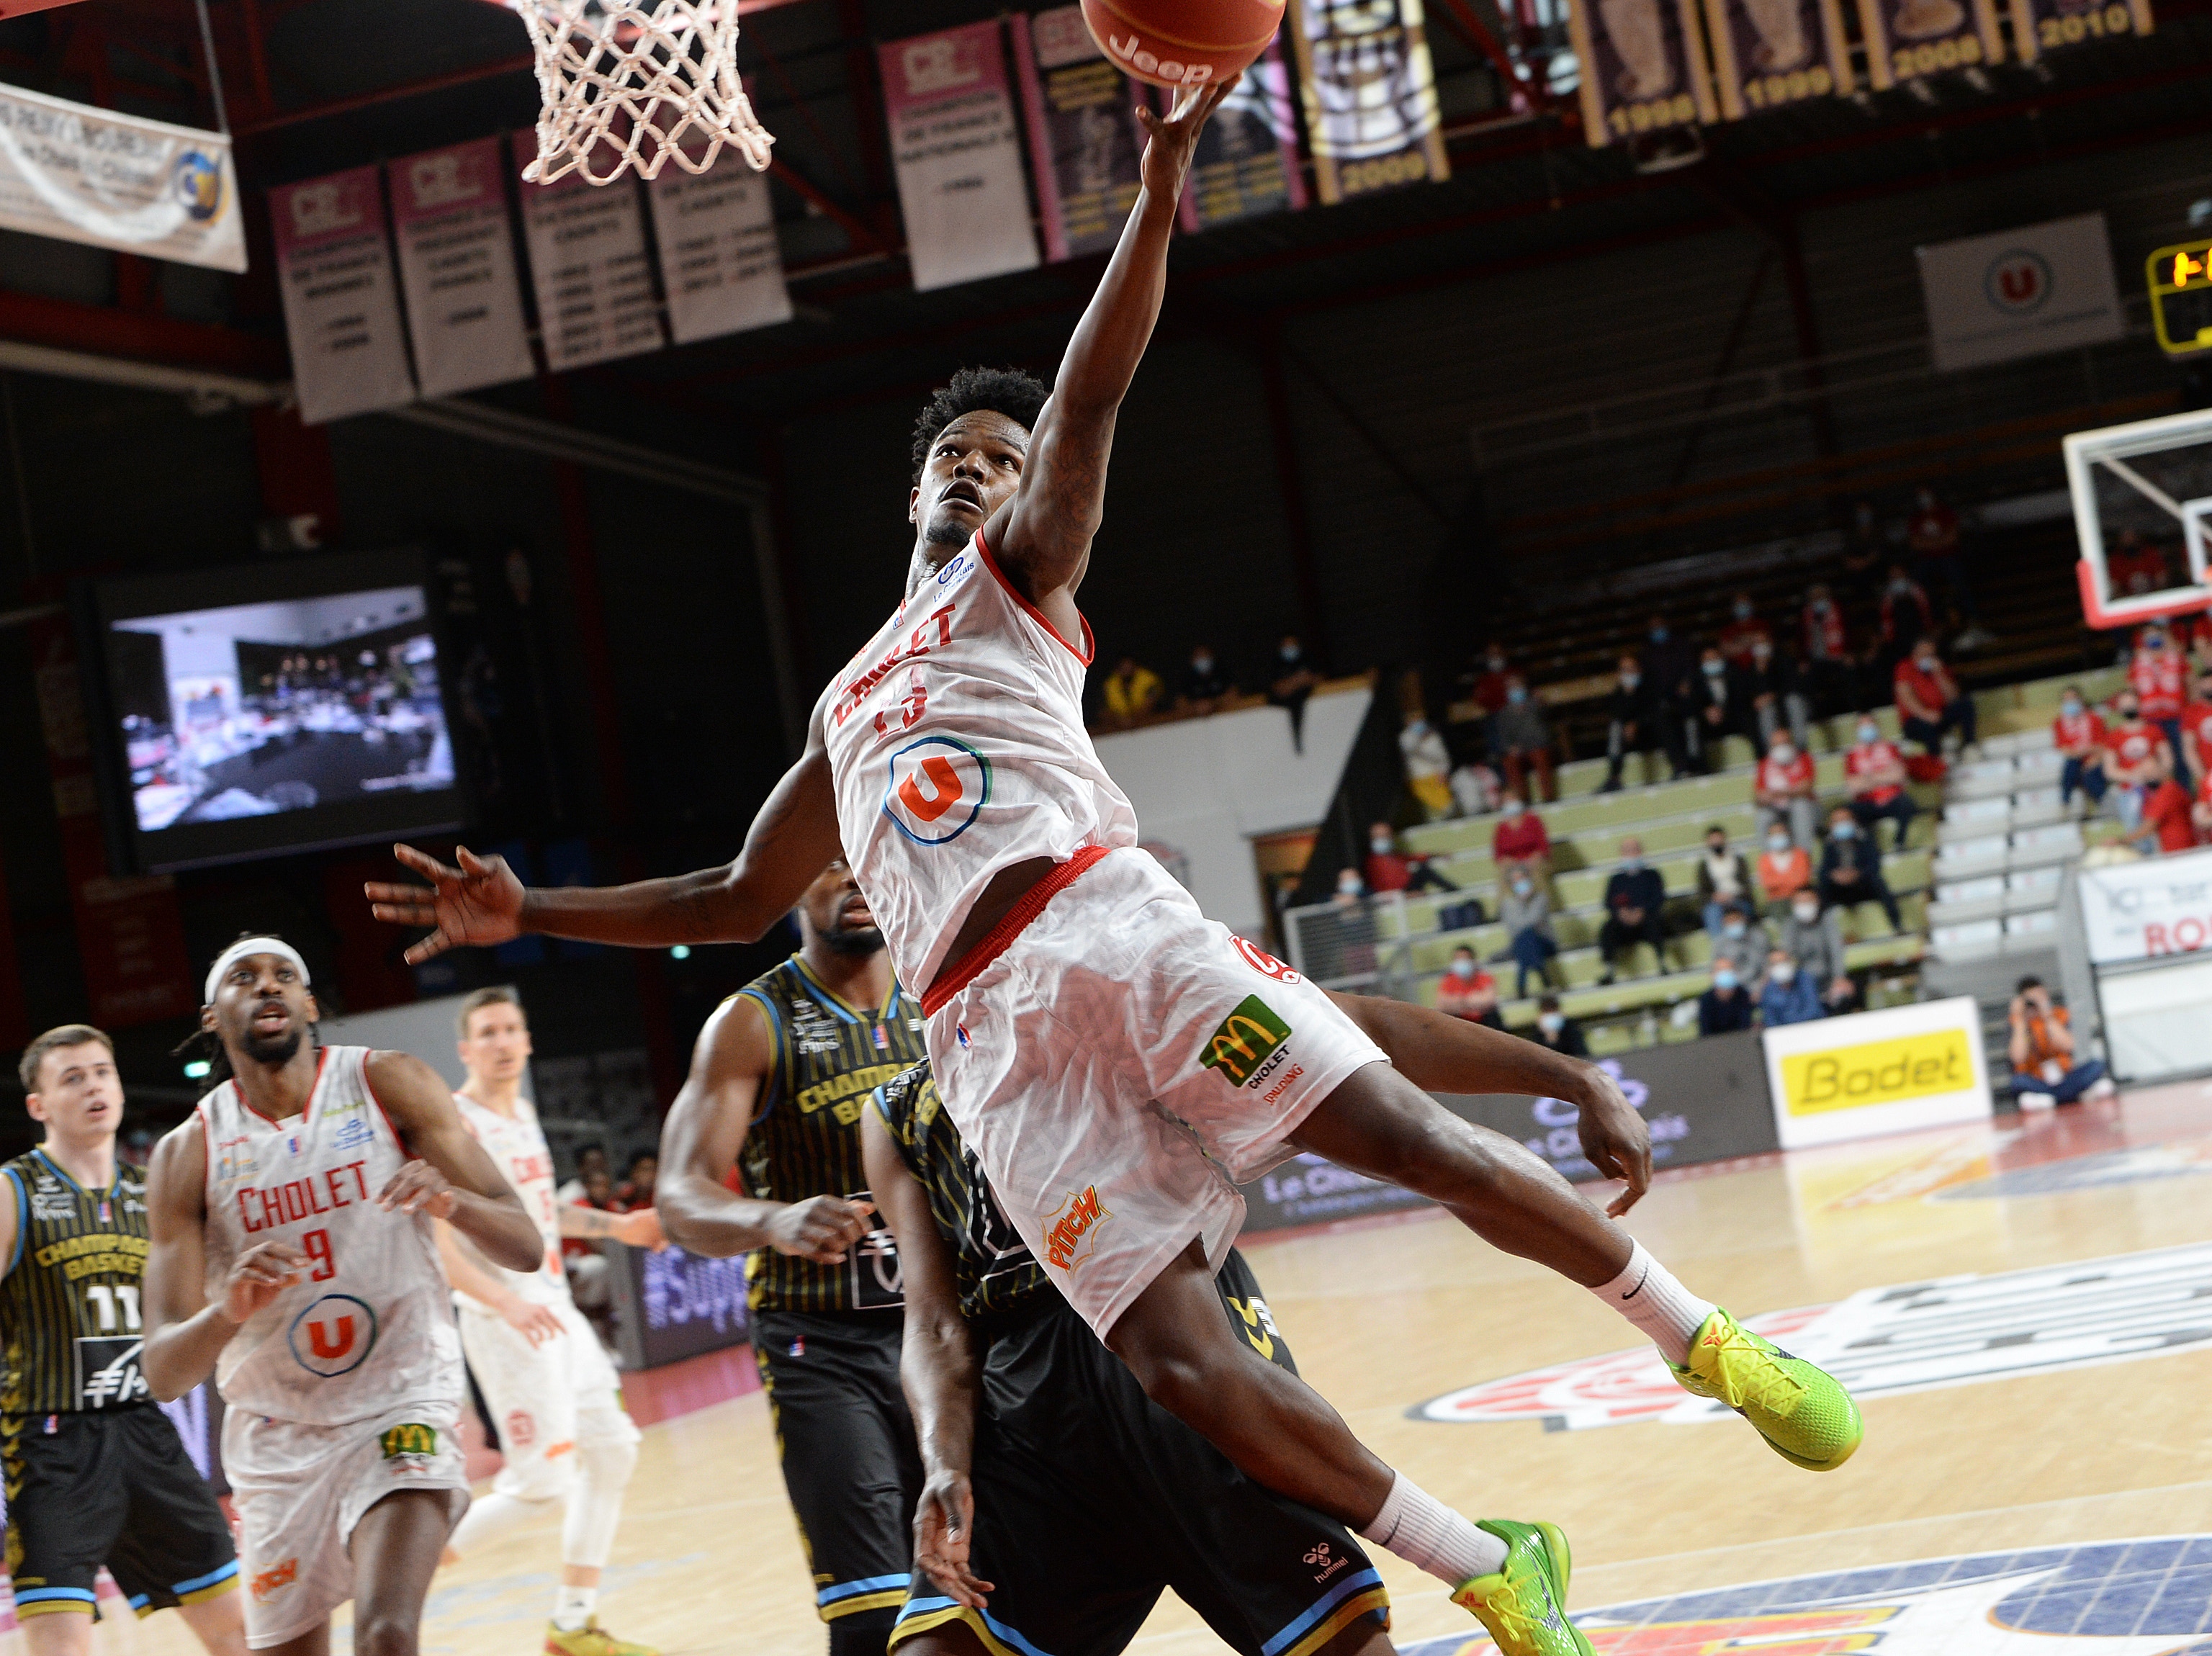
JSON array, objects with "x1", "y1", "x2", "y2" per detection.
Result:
[
  {"x1": 364, "y1": 736, "x2": 842, "y2": 965},
  {"x1": 559, "y1": 1201, "x2": 665, "y2": 1251},
  {"x1": 860, "y1": 1107, "x2": 992, "y2": 1609},
  {"x1": 1324, "y1": 991, "x2": 1653, "y2": 1215},
  {"x1": 367, "y1": 1052, "x2": 544, "y2": 1273},
  {"x1": 989, "y1": 79, "x2": 1231, "y2": 616},
  {"x1": 658, "y1": 996, "x2": 874, "y2": 1261}
]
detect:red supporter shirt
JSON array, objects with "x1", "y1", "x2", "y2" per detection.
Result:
[
  {"x1": 2129, "y1": 650, "x2": 2186, "y2": 719},
  {"x1": 1803, "y1": 605, "x2": 1848, "y2": 661},
  {"x1": 2102, "y1": 722, "x2": 2170, "y2": 777},
  {"x1": 1756, "y1": 751, "x2": 1815, "y2": 797},
  {"x1": 1845, "y1": 740, "x2": 1906, "y2": 805},
  {"x1": 1907, "y1": 505, "x2": 1960, "y2": 555},
  {"x1": 2141, "y1": 778, "x2": 2198, "y2": 854},
  {"x1": 2182, "y1": 699, "x2": 2212, "y2": 774},
  {"x1": 2052, "y1": 708, "x2": 2107, "y2": 754},
  {"x1": 1493, "y1": 814, "x2": 1550, "y2": 862},
  {"x1": 1473, "y1": 670, "x2": 1511, "y2": 714},
  {"x1": 1894, "y1": 659, "x2": 1955, "y2": 719},
  {"x1": 1365, "y1": 850, "x2": 1413, "y2": 893},
  {"x1": 1719, "y1": 618, "x2": 1772, "y2": 665},
  {"x1": 1436, "y1": 969, "x2": 1497, "y2": 1020}
]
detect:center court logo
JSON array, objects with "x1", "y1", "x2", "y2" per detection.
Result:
[
  {"x1": 1043, "y1": 1184, "x2": 1110, "y2": 1272},
  {"x1": 287, "y1": 1293, "x2": 378, "y2": 1377},
  {"x1": 1200, "y1": 996, "x2": 1292, "y2": 1088},
  {"x1": 881, "y1": 736, "x2": 990, "y2": 845}
]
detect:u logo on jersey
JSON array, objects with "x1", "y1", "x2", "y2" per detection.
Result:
[
  {"x1": 882, "y1": 736, "x2": 991, "y2": 845},
  {"x1": 287, "y1": 1293, "x2": 379, "y2": 1377}
]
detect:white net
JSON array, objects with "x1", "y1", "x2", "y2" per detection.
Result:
[{"x1": 512, "y1": 0, "x2": 775, "y2": 186}]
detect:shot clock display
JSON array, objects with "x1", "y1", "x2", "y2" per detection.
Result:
[{"x1": 2149, "y1": 240, "x2": 2212, "y2": 359}]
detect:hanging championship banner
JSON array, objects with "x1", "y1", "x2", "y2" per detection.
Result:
[
  {"x1": 1704, "y1": 0, "x2": 1854, "y2": 115},
  {"x1": 1285, "y1": 0, "x2": 1449, "y2": 205},
  {"x1": 269, "y1": 167, "x2": 418, "y2": 427},
  {"x1": 646, "y1": 144, "x2": 795, "y2": 343},
  {"x1": 2007, "y1": 0, "x2": 2150, "y2": 60},
  {"x1": 1173, "y1": 43, "x2": 1307, "y2": 233},
  {"x1": 1856, "y1": 0, "x2": 2003, "y2": 87},
  {"x1": 388, "y1": 138, "x2": 534, "y2": 398},
  {"x1": 879, "y1": 22, "x2": 1041, "y2": 292},
  {"x1": 512, "y1": 135, "x2": 665, "y2": 372},
  {"x1": 0, "y1": 82, "x2": 244, "y2": 271},
  {"x1": 1568, "y1": 0, "x2": 1720, "y2": 146},
  {"x1": 1012, "y1": 5, "x2": 1145, "y2": 263}
]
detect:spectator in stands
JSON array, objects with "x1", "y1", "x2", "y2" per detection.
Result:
[
  {"x1": 1641, "y1": 614, "x2": 1701, "y2": 777},
  {"x1": 1818, "y1": 804, "x2": 1902, "y2": 932},
  {"x1": 2128, "y1": 621, "x2": 2188, "y2": 774},
  {"x1": 1178, "y1": 644, "x2": 1233, "y2": 712},
  {"x1": 1435, "y1": 945, "x2": 1502, "y2": 1027},
  {"x1": 2180, "y1": 665, "x2": 2212, "y2": 789},
  {"x1": 557, "y1": 1142, "x2": 609, "y2": 1206},
  {"x1": 1778, "y1": 888, "x2": 1858, "y2": 1014},
  {"x1": 1366, "y1": 822, "x2": 1459, "y2": 895},
  {"x1": 1686, "y1": 645, "x2": 1752, "y2": 773},
  {"x1": 1601, "y1": 654, "x2": 1659, "y2": 793},
  {"x1": 1491, "y1": 790, "x2": 1551, "y2": 882},
  {"x1": 1491, "y1": 675, "x2": 1557, "y2": 803},
  {"x1": 1599, "y1": 836, "x2": 1671, "y2": 984},
  {"x1": 1756, "y1": 824, "x2": 1813, "y2": 912},
  {"x1": 1332, "y1": 866, "x2": 1367, "y2": 907},
  {"x1": 2053, "y1": 686, "x2": 2109, "y2": 813},
  {"x1": 1696, "y1": 824, "x2": 1753, "y2": 937},
  {"x1": 1471, "y1": 642, "x2": 1513, "y2": 764},
  {"x1": 2101, "y1": 692, "x2": 2174, "y2": 833},
  {"x1": 1698, "y1": 966, "x2": 1755, "y2": 1035},
  {"x1": 1100, "y1": 655, "x2": 1164, "y2": 728},
  {"x1": 1895, "y1": 636, "x2": 1976, "y2": 756},
  {"x1": 1497, "y1": 865, "x2": 1557, "y2": 997},
  {"x1": 1719, "y1": 593, "x2": 1772, "y2": 667},
  {"x1": 1529, "y1": 994, "x2": 1588, "y2": 1058},
  {"x1": 2106, "y1": 530, "x2": 2168, "y2": 598},
  {"x1": 1759, "y1": 948, "x2": 1824, "y2": 1027},
  {"x1": 1799, "y1": 585, "x2": 1859, "y2": 716},
  {"x1": 617, "y1": 1151, "x2": 657, "y2": 1210},
  {"x1": 2008, "y1": 977, "x2": 2114, "y2": 1107},
  {"x1": 1753, "y1": 724, "x2": 1820, "y2": 852},
  {"x1": 1400, "y1": 710, "x2": 1456, "y2": 820},
  {"x1": 1840, "y1": 499, "x2": 1887, "y2": 608},
  {"x1": 1906, "y1": 484, "x2": 1992, "y2": 651},
  {"x1": 1448, "y1": 755, "x2": 1501, "y2": 819},
  {"x1": 566, "y1": 1161, "x2": 621, "y2": 1314},
  {"x1": 1744, "y1": 636, "x2": 1809, "y2": 751},
  {"x1": 1876, "y1": 562, "x2": 1934, "y2": 680},
  {"x1": 1713, "y1": 899, "x2": 1771, "y2": 989},
  {"x1": 1843, "y1": 714, "x2": 1916, "y2": 847},
  {"x1": 2131, "y1": 770, "x2": 2200, "y2": 856},
  {"x1": 1268, "y1": 635, "x2": 1322, "y2": 750},
  {"x1": 2193, "y1": 767, "x2": 2212, "y2": 842}
]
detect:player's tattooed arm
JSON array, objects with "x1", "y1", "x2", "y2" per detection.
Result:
[
  {"x1": 366, "y1": 1052, "x2": 545, "y2": 1273},
  {"x1": 659, "y1": 997, "x2": 874, "y2": 1260},
  {"x1": 558, "y1": 1202, "x2": 665, "y2": 1251},
  {"x1": 989, "y1": 79, "x2": 1231, "y2": 621},
  {"x1": 1324, "y1": 991, "x2": 1654, "y2": 1216},
  {"x1": 861, "y1": 1107, "x2": 993, "y2": 1609}
]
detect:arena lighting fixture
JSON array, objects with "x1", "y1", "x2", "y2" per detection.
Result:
[
  {"x1": 670, "y1": 945, "x2": 692, "y2": 959},
  {"x1": 182, "y1": 1060, "x2": 212, "y2": 1079}
]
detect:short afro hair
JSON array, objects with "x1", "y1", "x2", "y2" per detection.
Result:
[{"x1": 911, "y1": 366, "x2": 1050, "y2": 479}]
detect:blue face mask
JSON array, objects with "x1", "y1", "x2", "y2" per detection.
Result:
[
  {"x1": 1714, "y1": 969, "x2": 1738, "y2": 991},
  {"x1": 1832, "y1": 820, "x2": 1857, "y2": 840},
  {"x1": 1650, "y1": 626, "x2": 1669, "y2": 643},
  {"x1": 1507, "y1": 688, "x2": 1528, "y2": 706},
  {"x1": 1622, "y1": 855, "x2": 1645, "y2": 872}
]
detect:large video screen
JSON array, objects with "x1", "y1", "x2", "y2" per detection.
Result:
[{"x1": 91, "y1": 553, "x2": 467, "y2": 871}]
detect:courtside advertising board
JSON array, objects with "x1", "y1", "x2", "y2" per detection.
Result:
[
  {"x1": 2077, "y1": 844, "x2": 2212, "y2": 963},
  {"x1": 1762, "y1": 996, "x2": 1992, "y2": 1150}
]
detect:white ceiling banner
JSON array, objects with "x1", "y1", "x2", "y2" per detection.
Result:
[
  {"x1": 646, "y1": 148, "x2": 794, "y2": 346},
  {"x1": 513, "y1": 133, "x2": 667, "y2": 372},
  {"x1": 389, "y1": 138, "x2": 536, "y2": 398},
  {"x1": 878, "y1": 22, "x2": 1040, "y2": 293},
  {"x1": 1917, "y1": 212, "x2": 2123, "y2": 372},
  {"x1": 0, "y1": 82, "x2": 244, "y2": 271},
  {"x1": 269, "y1": 166, "x2": 418, "y2": 426}
]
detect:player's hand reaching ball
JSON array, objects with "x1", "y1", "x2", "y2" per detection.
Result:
[
  {"x1": 765, "y1": 1195, "x2": 874, "y2": 1264},
  {"x1": 365, "y1": 844, "x2": 526, "y2": 965},
  {"x1": 912, "y1": 1467, "x2": 994, "y2": 1608},
  {"x1": 1134, "y1": 79, "x2": 1233, "y2": 199},
  {"x1": 221, "y1": 1240, "x2": 307, "y2": 1324},
  {"x1": 1574, "y1": 1067, "x2": 1654, "y2": 1218},
  {"x1": 379, "y1": 1159, "x2": 460, "y2": 1220}
]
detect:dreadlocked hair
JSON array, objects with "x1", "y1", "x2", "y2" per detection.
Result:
[
  {"x1": 170, "y1": 929, "x2": 329, "y2": 1091},
  {"x1": 911, "y1": 366, "x2": 1050, "y2": 480}
]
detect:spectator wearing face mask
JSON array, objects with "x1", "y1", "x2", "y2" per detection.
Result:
[
  {"x1": 1528, "y1": 994, "x2": 1587, "y2": 1058},
  {"x1": 1470, "y1": 642, "x2": 1513, "y2": 765},
  {"x1": 1364, "y1": 821, "x2": 1460, "y2": 896},
  {"x1": 2179, "y1": 665, "x2": 2212, "y2": 791},
  {"x1": 1268, "y1": 635, "x2": 1322, "y2": 750},
  {"x1": 1434, "y1": 945, "x2": 1502, "y2": 1027},
  {"x1": 1687, "y1": 644, "x2": 1756, "y2": 773},
  {"x1": 2052, "y1": 686, "x2": 2109, "y2": 813},
  {"x1": 2008, "y1": 976, "x2": 2114, "y2": 1107},
  {"x1": 1907, "y1": 484, "x2": 1993, "y2": 651},
  {"x1": 1694, "y1": 825, "x2": 1753, "y2": 937},
  {"x1": 1753, "y1": 726, "x2": 1820, "y2": 852},
  {"x1": 1179, "y1": 644, "x2": 1232, "y2": 711},
  {"x1": 1640, "y1": 615, "x2": 1701, "y2": 778},
  {"x1": 1602, "y1": 654, "x2": 1660, "y2": 793},
  {"x1": 1599, "y1": 836, "x2": 1671, "y2": 984},
  {"x1": 1759, "y1": 948, "x2": 1825, "y2": 1027},
  {"x1": 2132, "y1": 768, "x2": 2200, "y2": 855},
  {"x1": 1491, "y1": 674, "x2": 1557, "y2": 803},
  {"x1": 1712, "y1": 899, "x2": 1771, "y2": 989},
  {"x1": 1842, "y1": 716, "x2": 1915, "y2": 847},
  {"x1": 2128, "y1": 622, "x2": 2189, "y2": 774},
  {"x1": 1743, "y1": 635, "x2": 1809, "y2": 752},
  {"x1": 1331, "y1": 866, "x2": 1367, "y2": 908},
  {"x1": 2100, "y1": 693, "x2": 2174, "y2": 832},
  {"x1": 1756, "y1": 824, "x2": 1812, "y2": 911},
  {"x1": 1718, "y1": 593, "x2": 1773, "y2": 667},
  {"x1": 1491, "y1": 790, "x2": 1551, "y2": 883},
  {"x1": 1699, "y1": 966, "x2": 1755, "y2": 1035},
  {"x1": 1877, "y1": 561, "x2": 1934, "y2": 671},
  {"x1": 1776, "y1": 890, "x2": 1858, "y2": 1014},
  {"x1": 1818, "y1": 805, "x2": 1902, "y2": 932},
  {"x1": 1840, "y1": 499, "x2": 1887, "y2": 607},
  {"x1": 1496, "y1": 866, "x2": 1557, "y2": 997},
  {"x1": 1400, "y1": 710, "x2": 1456, "y2": 821},
  {"x1": 2105, "y1": 531, "x2": 2168, "y2": 598},
  {"x1": 1100, "y1": 654, "x2": 1164, "y2": 728},
  {"x1": 1799, "y1": 585, "x2": 1859, "y2": 717},
  {"x1": 1894, "y1": 637, "x2": 1976, "y2": 756}
]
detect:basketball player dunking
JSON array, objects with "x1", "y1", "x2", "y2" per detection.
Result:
[
  {"x1": 367, "y1": 84, "x2": 1861, "y2": 1656},
  {"x1": 143, "y1": 938, "x2": 544, "y2": 1656}
]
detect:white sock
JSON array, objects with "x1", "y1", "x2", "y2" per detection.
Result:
[
  {"x1": 1357, "y1": 1471, "x2": 1508, "y2": 1587},
  {"x1": 552, "y1": 1585, "x2": 596, "y2": 1632},
  {"x1": 1591, "y1": 1241, "x2": 1716, "y2": 1366}
]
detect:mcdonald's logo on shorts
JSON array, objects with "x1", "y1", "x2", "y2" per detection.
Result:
[
  {"x1": 379, "y1": 1422, "x2": 440, "y2": 1463},
  {"x1": 1201, "y1": 996, "x2": 1292, "y2": 1088}
]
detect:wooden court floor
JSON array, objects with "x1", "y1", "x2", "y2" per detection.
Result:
[{"x1": 127, "y1": 1077, "x2": 2212, "y2": 1656}]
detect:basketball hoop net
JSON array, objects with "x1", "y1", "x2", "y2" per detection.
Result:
[{"x1": 511, "y1": 0, "x2": 774, "y2": 186}]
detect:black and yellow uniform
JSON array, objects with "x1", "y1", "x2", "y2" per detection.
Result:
[
  {"x1": 733, "y1": 958, "x2": 930, "y2": 1633},
  {"x1": 1, "y1": 1151, "x2": 238, "y2": 1619},
  {"x1": 873, "y1": 1063, "x2": 1390, "y2": 1656}
]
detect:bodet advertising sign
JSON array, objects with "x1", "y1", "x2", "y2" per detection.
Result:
[{"x1": 1762, "y1": 994, "x2": 1992, "y2": 1150}]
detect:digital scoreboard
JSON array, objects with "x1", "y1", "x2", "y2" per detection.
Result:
[{"x1": 2149, "y1": 238, "x2": 2212, "y2": 358}]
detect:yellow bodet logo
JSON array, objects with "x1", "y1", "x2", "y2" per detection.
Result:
[{"x1": 1781, "y1": 1030, "x2": 1975, "y2": 1115}]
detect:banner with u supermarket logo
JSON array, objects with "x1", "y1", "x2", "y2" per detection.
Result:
[{"x1": 1761, "y1": 996, "x2": 1992, "y2": 1150}]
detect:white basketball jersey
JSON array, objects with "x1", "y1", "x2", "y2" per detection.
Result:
[
  {"x1": 197, "y1": 1046, "x2": 462, "y2": 1426},
  {"x1": 822, "y1": 531, "x2": 1140, "y2": 994},
  {"x1": 452, "y1": 1091, "x2": 567, "y2": 1308}
]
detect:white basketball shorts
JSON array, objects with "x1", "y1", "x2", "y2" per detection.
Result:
[
  {"x1": 225, "y1": 1402, "x2": 469, "y2": 1648},
  {"x1": 457, "y1": 1295, "x2": 640, "y2": 1502},
  {"x1": 926, "y1": 845, "x2": 1387, "y2": 1338}
]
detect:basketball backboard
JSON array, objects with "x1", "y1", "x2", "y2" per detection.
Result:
[{"x1": 2064, "y1": 405, "x2": 2212, "y2": 629}]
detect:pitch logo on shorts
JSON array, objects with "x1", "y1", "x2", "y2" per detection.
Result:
[
  {"x1": 1201, "y1": 996, "x2": 1292, "y2": 1089},
  {"x1": 1043, "y1": 1184, "x2": 1110, "y2": 1272}
]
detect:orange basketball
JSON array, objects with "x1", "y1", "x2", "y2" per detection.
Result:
[{"x1": 1079, "y1": 0, "x2": 1286, "y2": 88}]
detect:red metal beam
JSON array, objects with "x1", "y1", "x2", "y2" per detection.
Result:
[{"x1": 0, "y1": 289, "x2": 286, "y2": 377}]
